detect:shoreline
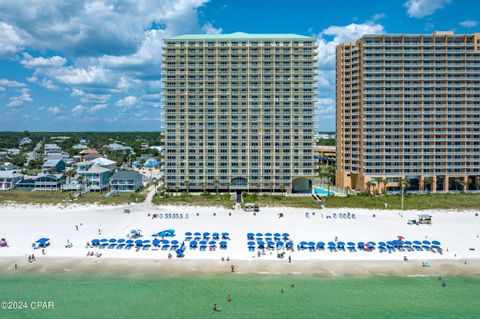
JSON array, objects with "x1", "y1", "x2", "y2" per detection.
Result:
[{"x1": 1, "y1": 257, "x2": 480, "y2": 278}]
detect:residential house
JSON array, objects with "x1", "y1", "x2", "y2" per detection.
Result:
[
  {"x1": 19, "y1": 137, "x2": 32, "y2": 146},
  {"x1": 2, "y1": 162, "x2": 15, "y2": 171},
  {"x1": 91, "y1": 157, "x2": 117, "y2": 170},
  {"x1": 0, "y1": 170, "x2": 24, "y2": 190},
  {"x1": 72, "y1": 144, "x2": 88, "y2": 150},
  {"x1": 140, "y1": 143, "x2": 149, "y2": 150},
  {"x1": 5, "y1": 148, "x2": 21, "y2": 155},
  {"x1": 106, "y1": 143, "x2": 134, "y2": 153},
  {"x1": 78, "y1": 165, "x2": 111, "y2": 191},
  {"x1": 15, "y1": 174, "x2": 64, "y2": 190},
  {"x1": 44, "y1": 144, "x2": 62, "y2": 154},
  {"x1": 110, "y1": 170, "x2": 143, "y2": 192},
  {"x1": 79, "y1": 148, "x2": 101, "y2": 161},
  {"x1": 42, "y1": 159, "x2": 66, "y2": 173}
]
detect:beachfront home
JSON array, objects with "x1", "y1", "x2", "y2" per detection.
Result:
[
  {"x1": 105, "y1": 143, "x2": 134, "y2": 153},
  {"x1": 42, "y1": 159, "x2": 66, "y2": 173},
  {"x1": 78, "y1": 165, "x2": 111, "y2": 191},
  {"x1": 44, "y1": 144, "x2": 62, "y2": 154},
  {"x1": 91, "y1": 157, "x2": 117, "y2": 170},
  {"x1": 0, "y1": 170, "x2": 24, "y2": 190},
  {"x1": 15, "y1": 174, "x2": 64, "y2": 190},
  {"x1": 79, "y1": 148, "x2": 101, "y2": 161},
  {"x1": 110, "y1": 170, "x2": 143, "y2": 192}
]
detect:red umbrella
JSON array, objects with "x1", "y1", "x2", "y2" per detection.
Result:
[{"x1": 397, "y1": 235, "x2": 405, "y2": 241}]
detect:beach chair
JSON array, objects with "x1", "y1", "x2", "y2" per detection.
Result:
[
  {"x1": 99, "y1": 243, "x2": 108, "y2": 249},
  {"x1": 162, "y1": 245, "x2": 170, "y2": 250},
  {"x1": 199, "y1": 245, "x2": 207, "y2": 251},
  {"x1": 143, "y1": 245, "x2": 151, "y2": 250},
  {"x1": 116, "y1": 244, "x2": 126, "y2": 249},
  {"x1": 125, "y1": 244, "x2": 134, "y2": 250},
  {"x1": 108, "y1": 244, "x2": 117, "y2": 249}
]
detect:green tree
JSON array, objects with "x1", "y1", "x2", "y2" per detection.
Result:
[{"x1": 423, "y1": 177, "x2": 434, "y2": 192}]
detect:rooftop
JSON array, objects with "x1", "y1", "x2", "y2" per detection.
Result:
[
  {"x1": 166, "y1": 32, "x2": 312, "y2": 41},
  {"x1": 111, "y1": 170, "x2": 142, "y2": 180}
]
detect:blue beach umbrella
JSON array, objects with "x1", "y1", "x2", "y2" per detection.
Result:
[
  {"x1": 203, "y1": 232, "x2": 210, "y2": 237},
  {"x1": 379, "y1": 242, "x2": 386, "y2": 247},
  {"x1": 247, "y1": 233, "x2": 254, "y2": 238},
  {"x1": 152, "y1": 233, "x2": 159, "y2": 237},
  {"x1": 267, "y1": 241, "x2": 275, "y2": 246},
  {"x1": 171, "y1": 240, "x2": 179, "y2": 245},
  {"x1": 357, "y1": 241, "x2": 365, "y2": 247},
  {"x1": 308, "y1": 241, "x2": 316, "y2": 247},
  {"x1": 265, "y1": 232, "x2": 273, "y2": 237},
  {"x1": 286, "y1": 241, "x2": 293, "y2": 247},
  {"x1": 387, "y1": 241, "x2": 394, "y2": 246},
  {"x1": 299, "y1": 241, "x2": 307, "y2": 246},
  {"x1": 212, "y1": 232, "x2": 219, "y2": 237},
  {"x1": 432, "y1": 240, "x2": 441, "y2": 245},
  {"x1": 135, "y1": 240, "x2": 143, "y2": 245},
  {"x1": 219, "y1": 241, "x2": 227, "y2": 246},
  {"x1": 404, "y1": 241, "x2": 412, "y2": 246},
  {"x1": 153, "y1": 239, "x2": 160, "y2": 246},
  {"x1": 337, "y1": 241, "x2": 345, "y2": 247},
  {"x1": 190, "y1": 241, "x2": 198, "y2": 247},
  {"x1": 91, "y1": 239, "x2": 99, "y2": 244},
  {"x1": 222, "y1": 232, "x2": 229, "y2": 236},
  {"x1": 185, "y1": 232, "x2": 192, "y2": 236},
  {"x1": 257, "y1": 240, "x2": 265, "y2": 246},
  {"x1": 317, "y1": 241, "x2": 325, "y2": 247},
  {"x1": 100, "y1": 239, "x2": 108, "y2": 243},
  {"x1": 209, "y1": 241, "x2": 216, "y2": 245},
  {"x1": 161, "y1": 239, "x2": 170, "y2": 244},
  {"x1": 277, "y1": 241, "x2": 284, "y2": 246},
  {"x1": 143, "y1": 240, "x2": 151, "y2": 244},
  {"x1": 108, "y1": 239, "x2": 116, "y2": 243},
  {"x1": 248, "y1": 241, "x2": 255, "y2": 245},
  {"x1": 117, "y1": 239, "x2": 125, "y2": 243},
  {"x1": 126, "y1": 239, "x2": 134, "y2": 244},
  {"x1": 347, "y1": 242, "x2": 355, "y2": 246},
  {"x1": 282, "y1": 233, "x2": 289, "y2": 238},
  {"x1": 413, "y1": 241, "x2": 422, "y2": 245},
  {"x1": 256, "y1": 233, "x2": 263, "y2": 237},
  {"x1": 328, "y1": 241, "x2": 336, "y2": 247},
  {"x1": 368, "y1": 242, "x2": 376, "y2": 247},
  {"x1": 422, "y1": 240, "x2": 431, "y2": 245},
  {"x1": 194, "y1": 232, "x2": 201, "y2": 236},
  {"x1": 199, "y1": 240, "x2": 207, "y2": 245},
  {"x1": 274, "y1": 233, "x2": 281, "y2": 238}
]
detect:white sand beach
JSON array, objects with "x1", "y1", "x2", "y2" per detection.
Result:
[{"x1": 0, "y1": 201, "x2": 479, "y2": 275}]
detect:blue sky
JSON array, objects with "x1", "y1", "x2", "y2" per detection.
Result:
[{"x1": 0, "y1": 0, "x2": 478, "y2": 131}]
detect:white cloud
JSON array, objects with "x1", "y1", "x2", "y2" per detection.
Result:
[
  {"x1": 48, "y1": 106, "x2": 62, "y2": 115},
  {"x1": 116, "y1": 95, "x2": 138, "y2": 108},
  {"x1": 89, "y1": 103, "x2": 107, "y2": 113},
  {"x1": 71, "y1": 88, "x2": 111, "y2": 104},
  {"x1": 460, "y1": 20, "x2": 477, "y2": 28},
  {"x1": 0, "y1": 78, "x2": 26, "y2": 88},
  {"x1": 404, "y1": 0, "x2": 451, "y2": 18},
  {"x1": 201, "y1": 21, "x2": 222, "y2": 34},
  {"x1": 0, "y1": 21, "x2": 26, "y2": 56},
  {"x1": 21, "y1": 53, "x2": 67, "y2": 68},
  {"x1": 72, "y1": 104, "x2": 86, "y2": 115},
  {"x1": 7, "y1": 88, "x2": 32, "y2": 107}
]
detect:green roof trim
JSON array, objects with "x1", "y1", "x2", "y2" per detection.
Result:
[{"x1": 166, "y1": 32, "x2": 313, "y2": 40}]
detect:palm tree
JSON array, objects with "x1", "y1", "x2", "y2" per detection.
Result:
[
  {"x1": 423, "y1": 177, "x2": 434, "y2": 193},
  {"x1": 269, "y1": 182, "x2": 274, "y2": 195},
  {"x1": 175, "y1": 185, "x2": 180, "y2": 197},
  {"x1": 473, "y1": 176, "x2": 480, "y2": 191},
  {"x1": 202, "y1": 182, "x2": 207, "y2": 193},
  {"x1": 184, "y1": 179, "x2": 190, "y2": 194},
  {"x1": 399, "y1": 177, "x2": 410, "y2": 210},
  {"x1": 225, "y1": 182, "x2": 231, "y2": 193},
  {"x1": 374, "y1": 177, "x2": 384, "y2": 195},
  {"x1": 214, "y1": 178, "x2": 220, "y2": 195},
  {"x1": 280, "y1": 184, "x2": 286, "y2": 196},
  {"x1": 365, "y1": 181, "x2": 373, "y2": 195},
  {"x1": 254, "y1": 183, "x2": 261, "y2": 194}
]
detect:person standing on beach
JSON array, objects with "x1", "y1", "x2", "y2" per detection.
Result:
[
  {"x1": 288, "y1": 255, "x2": 292, "y2": 263},
  {"x1": 231, "y1": 265, "x2": 235, "y2": 273},
  {"x1": 98, "y1": 229, "x2": 101, "y2": 235},
  {"x1": 227, "y1": 295, "x2": 231, "y2": 302},
  {"x1": 14, "y1": 263, "x2": 17, "y2": 270},
  {"x1": 75, "y1": 225, "x2": 79, "y2": 231}
]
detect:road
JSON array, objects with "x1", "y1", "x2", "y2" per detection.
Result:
[{"x1": 26, "y1": 141, "x2": 42, "y2": 165}]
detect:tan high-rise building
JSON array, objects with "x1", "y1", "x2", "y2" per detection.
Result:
[
  {"x1": 162, "y1": 33, "x2": 317, "y2": 193},
  {"x1": 336, "y1": 32, "x2": 480, "y2": 193}
]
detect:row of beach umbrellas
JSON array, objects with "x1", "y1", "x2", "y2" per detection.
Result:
[
  {"x1": 247, "y1": 233, "x2": 289, "y2": 238},
  {"x1": 184, "y1": 232, "x2": 229, "y2": 238}
]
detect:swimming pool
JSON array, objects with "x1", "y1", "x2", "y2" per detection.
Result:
[{"x1": 314, "y1": 187, "x2": 333, "y2": 196}]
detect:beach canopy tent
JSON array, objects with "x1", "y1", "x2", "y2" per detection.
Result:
[{"x1": 34, "y1": 238, "x2": 50, "y2": 248}]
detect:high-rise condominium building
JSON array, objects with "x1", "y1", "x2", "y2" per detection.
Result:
[
  {"x1": 162, "y1": 33, "x2": 317, "y2": 193},
  {"x1": 336, "y1": 31, "x2": 480, "y2": 193}
]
